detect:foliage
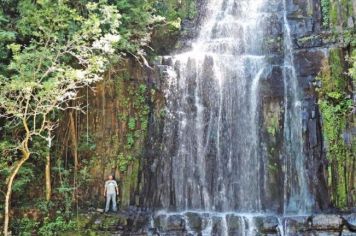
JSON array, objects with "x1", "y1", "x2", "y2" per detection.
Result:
[
  {"x1": 319, "y1": 1, "x2": 356, "y2": 208},
  {"x1": 38, "y1": 216, "x2": 76, "y2": 236},
  {"x1": 0, "y1": 0, "x2": 121, "y2": 142},
  {"x1": 78, "y1": 134, "x2": 97, "y2": 152},
  {"x1": 317, "y1": 47, "x2": 354, "y2": 208},
  {"x1": 11, "y1": 164, "x2": 35, "y2": 193},
  {"x1": 11, "y1": 217, "x2": 39, "y2": 236},
  {"x1": 11, "y1": 214, "x2": 77, "y2": 236},
  {"x1": 266, "y1": 116, "x2": 279, "y2": 137},
  {"x1": 114, "y1": 0, "x2": 157, "y2": 54},
  {"x1": 0, "y1": 2, "x2": 122, "y2": 233},
  {"x1": 0, "y1": 0, "x2": 196, "y2": 233},
  {"x1": 349, "y1": 49, "x2": 356, "y2": 80},
  {"x1": 327, "y1": 0, "x2": 354, "y2": 28},
  {"x1": 154, "y1": 0, "x2": 197, "y2": 23},
  {"x1": 52, "y1": 161, "x2": 75, "y2": 218},
  {"x1": 321, "y1": 0, "x2": 330, "y2": 27},
  {"x1": 115, "y1": 78, "x2": 150, "y2": 172}
]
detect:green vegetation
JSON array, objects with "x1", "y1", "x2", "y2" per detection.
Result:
[
  {"x1": 0, "y1": 0, "x2": 354, "y2": 235},
  {"x1": 321, "y1": 0, "x2": 354, "y2": 28},
  {"x1": 0, "y1": 1, "x2": 122, "y2": 234},
  {"x1": 317, "y1": 48, "x2": 355, "y2": 209},
  {"x1": 316, "y1": 0, "x2": 355, "y2": 210},
  {"x1": 0, "y1": 0, "x2": 193, "y2": 234},
  {"x1": 321, "y1": 0, "x2": 331, "y2": 27}
]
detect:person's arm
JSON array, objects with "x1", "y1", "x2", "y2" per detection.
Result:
[
  {"x1": 115, "y1": 181, "x2": 119, "y2": 195},
  {"x1": 104, "y1": 182, "x2": 107, "y2": 196}
]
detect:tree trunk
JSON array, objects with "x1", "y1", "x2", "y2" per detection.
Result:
[
  {"x1": 3, "y1": 152, "x2": 30, "y2": 236},
  {"x1": 69, "y1": 111, "x2": 78, "y2": 170},
  {"x1": 69, "y1": 111, "x2": 78, "y2": 203},
  {"x1": 45, "y1": 153, "x2": 52, "y2": 201},
  {"x1": 45, "y1": 126, "x2": 52, "y2": 202}
]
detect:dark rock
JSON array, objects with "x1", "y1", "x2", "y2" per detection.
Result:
[
  {"x1": 283, "y1": 216, "x2": 310, "y2": 233},
  {"x1": 261, "y1": 65, "x2": 284, "y2": 97},
  {"x1": 254, "y1": 215, "x2": 279, "y2": 233},
  {"x1": 185, "y1": 212, "x2": 202, "y2": 231},
  {"x1": 263, "y1": 35, "x2": 283, "y2": 54},
  {"x1": 312, "y1": 214, "x2": 343, "y2": 231},
  {"x1": 265, "y1": 14, "x2": 283, "y2": 37},
  {"x1": 153, "y1": 214, "x2": 167, "y2": 231},
  {"x1": 166, "y1": 214, "x2": 186, "y2": 231},
  {"x1": 308, "y1": 118, "x2": 318, "y2": 148},
  {"x1": 296, "y1": 35, "x2": 323, "y2": 49},
  {"x1": 343, "y1": 213, "x2": 356, "y2": 231},
  {"x1": 226, "y1": 214, "x2": 244, "y2": 234},
  {"x1": 211, "y1": 216, "x2": 225, "y2": 235},
  {"x1": 294, "y1": 49, "x2": 326, "y2": 77}
]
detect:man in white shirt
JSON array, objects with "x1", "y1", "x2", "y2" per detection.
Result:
[{"x1": 104, "y1": 174, "x2": 119, "y2": 212}]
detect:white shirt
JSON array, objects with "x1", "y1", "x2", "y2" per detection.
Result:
[{"x1": 105, "y1": 180, "x2": 118, "y2": 194}]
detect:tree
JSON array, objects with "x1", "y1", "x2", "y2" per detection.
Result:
[{"x1": 0, "y1": 1, "x2": 121, "y2": 235}]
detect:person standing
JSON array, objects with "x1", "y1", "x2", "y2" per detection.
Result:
[{"x1": 104, "y1": 174, "x2": 119, "y2": 213}]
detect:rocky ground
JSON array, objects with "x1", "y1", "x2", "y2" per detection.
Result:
[{"x1": 62, "y1": 208, "x2": 356, "y2": 236}]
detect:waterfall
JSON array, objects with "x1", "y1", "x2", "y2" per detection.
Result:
[
  {"x1": 160, "y1": 0, "x2": 267, "y2": 212},
  {"x1": 154, "y1": 0, "x2": 315, "y2": 216},
  {"x1": 282, "y1": 0, "x2": 314, "y2": 214}
]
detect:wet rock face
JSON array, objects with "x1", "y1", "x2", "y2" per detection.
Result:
[
  {"x1": 137, "y1": 0, "x2": 354, "y2": 221},
  {"x1": 147, "y1": 213, "x2": 356, "y2": 236},
  {"x1": 254, "y1": 216, "x2": 280, "y2": 234},
  {"x1": 143, "y1": 0, "x2": 332, "y2": 214},
  {"x1": 343, "y1": 213, "x2": 356, "y2": 231},
  {"x1": 64, "y1": 211, "x2": 356, "y2": 235},
  {"x1": 69, "y1": 209, "x2": 151, "y2": 235},
  {"x1": 283, "y1": 215, "x2": 311, "y2": 234},
  {"x1": 285, "y1": 0, "x2": 322, "y2": 37},
  {"x1": 312, "y1": 214, "x2": 343, "y2": 231},
  {"x1": 294, "y1": 49, "x2": 326, "y2": 77}
]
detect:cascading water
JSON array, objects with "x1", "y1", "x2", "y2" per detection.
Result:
[
  {"x1": 161, "y1": 0, "x2": 268, "y2": 212},
  {"x1": 150, "y1": 0, "x2": 317, "y2": 233},
  {"x1": 281, "y1": 0, "x2": 314, "y2": 214}
]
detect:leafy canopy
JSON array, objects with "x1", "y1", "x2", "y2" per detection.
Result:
[{"x1": 0, "y1": 0, "x2": 120, "y2": 131}]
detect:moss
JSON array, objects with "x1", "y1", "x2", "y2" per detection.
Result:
[
  {"x1": 328, "y1": 0, "x2": 354, "y2": 28},
  {"x1": 317, "y1": 47, "x2": 354, "y2": 209},
  {"x1": 329, "y1": 1, "x2": 338, "y2": 26},
  {"x1": 267, "y1": 116, "x2": 279, "y2": 137},
  {"x1": 321, "y1": 0, "x2": 331, "y2": 27},
  {"x1": 264, "y1": 105, "x2": 281, "y2": 138}
]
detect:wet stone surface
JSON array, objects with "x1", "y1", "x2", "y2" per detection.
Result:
[
  {"x1": 66, "y1": 210, "x2": 356, "y2": 235},
  {"x1": 148, "y1": 212, "x2": 356, "y2": 236}
]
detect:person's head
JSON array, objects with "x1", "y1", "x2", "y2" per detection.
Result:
[{"x1": 108, "y1": 174, "x2": 113, "y2": 180}]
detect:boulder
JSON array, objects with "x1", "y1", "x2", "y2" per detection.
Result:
[
  {"x1": 312, "y1": 214, "x2": 343, "y2": 231},
  {"x1": 211, "y1": 216, "x2": 225, "y2": 235},
  {"x1": 283, "y1": 216, "x2": 310, "y2": 233},
  {"x1": 253, "y1": 215, "x2": 279, "y2": 233},
  {"x1": 153, "y1": 214, "x2": 167, "y2": 231},
  {"x1": 343, "y1": 213, "x2": 356, "y2": 231},
  {"x1": 153, "y1": 214, "x2": 186, "y2": 232},
  {"x1": 166, "y1": 214, "x2": 186, "y2": 231},
  {"x1": 185, "y1": 212, "x2": 203, "y2": 231},
  {"x1": 226, "y1": 214, "x2": 244, "y2": 234}
]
